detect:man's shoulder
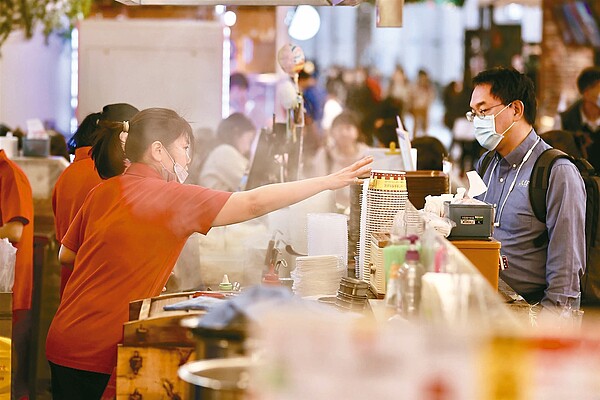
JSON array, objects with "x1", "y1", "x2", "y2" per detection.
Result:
[
  {"x1": 559, "y1": 100, "x2": 584, "y2": 129},
  {"x1": 560, "y1": 99, "x2": 583, "y2": 116}
]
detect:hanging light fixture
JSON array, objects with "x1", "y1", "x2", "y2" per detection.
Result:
[{"x1": 288, "y1": 5, "x2": 321, "y2": 41}]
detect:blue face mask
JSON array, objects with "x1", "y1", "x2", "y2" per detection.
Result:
[{"x1": 473, "y1": 103, "x2": 515, "y2": 151}]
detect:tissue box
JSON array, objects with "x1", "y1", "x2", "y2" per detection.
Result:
[
  {"x1": 444, "y1": 201, "x2": 494, "y2": 240},
  {"x1": 22, "y1": 138, "x2": 50, "y2": 157}
]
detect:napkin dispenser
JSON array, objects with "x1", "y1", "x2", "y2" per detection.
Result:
[{"x1": 444, "y1": 201, "x2": 494, "y2": 240}]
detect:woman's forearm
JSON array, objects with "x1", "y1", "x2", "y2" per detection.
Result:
[{"x1": 213, "y1": 156, "x2": 372, "y2": 226}]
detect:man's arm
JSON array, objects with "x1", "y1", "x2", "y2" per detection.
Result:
[{"x1": 542, "y1": 162, "x2": 587, "y2": 310}]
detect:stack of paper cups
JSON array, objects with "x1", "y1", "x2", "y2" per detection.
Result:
[{"x1": 307, "y1": 213, "x2": 348, "y2": 269}]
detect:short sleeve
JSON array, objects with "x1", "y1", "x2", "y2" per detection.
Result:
[
  {"x1": 61, "y1": 207, "x2": 85, "y2": 253},
  {"x1": 1, "y1": 168, "x2": 32, "y2": 226},
  {"x1": 167, "y1": 183, "x2": 232, "y2": 237}
]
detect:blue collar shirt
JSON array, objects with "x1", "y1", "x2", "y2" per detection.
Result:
[{"x1": 475, "y1": 130, "x2": 586, "y2": 310}]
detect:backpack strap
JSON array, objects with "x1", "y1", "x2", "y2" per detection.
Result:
[
  {"x1": 529, "y1": 148, "x2": 572, "y2": 223},
  {"x1": 529, "y1": 148, "x2": 572, "y2": 247},
  {"x1": 477, "y1": 151, "x2": 496, "y2": 177}
]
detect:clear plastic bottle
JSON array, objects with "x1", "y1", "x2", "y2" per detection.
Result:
[
  {"x1": 384, "y1": 261, "x2": 402, "y2": 311},
  {"x1": 399, "y1": 236, "x2": 424, "y2": 319}
]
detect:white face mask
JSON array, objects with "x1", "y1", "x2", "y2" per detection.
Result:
[
  {"x1": 160, "y1": 146, "x2": 189, "y2": 184},
  {"x1": 473, "y1": 103, "x2": 515, "y2": 151}
]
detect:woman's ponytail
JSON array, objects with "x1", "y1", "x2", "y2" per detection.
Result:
[{"x1": 91, "y1": 120, "x2": 127, "y2": 179}]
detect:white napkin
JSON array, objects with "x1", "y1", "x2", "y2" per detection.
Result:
[{"x1": 466, "y1": 170, "x2": 487, "y2": 198}]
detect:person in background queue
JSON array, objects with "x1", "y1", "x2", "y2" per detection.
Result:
[
  {"x1": 229, "y1": 72, "x2": 250, "y2": 116},
  {"x1": 198, "y1": 113, "x2": 256, "y2": 191},
  {"x1": 52, "y1": 103, "x2": 139, "y2": 298},
  {"x1": 0, "y1": 148, "x2": 33, "y2": 400},
  {"x1": 305, "y1": 112, "x2": 369, "y2": 210},
  {"x1": 555, "y1": 66, "x2": 600, "y2": 171},
  {"x1": 45, "y1": 108, "x2": 373, "y2": 399},
  {"x1": 408, "y1": 69, "x2": 435, "y2": 138},
  {"x1": 470, "y1": 67, "x2": 586, "y2": 312}
]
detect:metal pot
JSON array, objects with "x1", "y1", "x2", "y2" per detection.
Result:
[
  {"x1": 181, "y1": 316, "x2": 248, "y2": 360},
  {"x1": 178, "y1": 357, "x2": 253, "y2": 400}
]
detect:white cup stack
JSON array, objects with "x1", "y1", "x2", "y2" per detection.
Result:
[
  {"x1": 291, "y1": 255, "x2": 344, "y2": 297},
  {"x1": 307, "y1": 213, "x2": 348, "y2": 269}
]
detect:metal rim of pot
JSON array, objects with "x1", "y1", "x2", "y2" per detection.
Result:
[{"x1": 178, "y1": 357, "x2": 254, "y2": 391}]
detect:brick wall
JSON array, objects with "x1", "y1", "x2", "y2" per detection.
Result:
[{"x1": 538, "y1": 0, "x2": 594, "y2": 131}]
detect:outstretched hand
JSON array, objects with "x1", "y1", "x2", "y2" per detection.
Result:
[{"x1": 326, "y1": 156, "x2": 373, "y2": 190}]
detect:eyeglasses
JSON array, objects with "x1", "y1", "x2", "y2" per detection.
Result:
[{"x1": 465, "y1": 103, "x2": 505, "y2": 122}]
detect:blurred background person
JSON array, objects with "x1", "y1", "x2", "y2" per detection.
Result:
[
  {"x1": 540, "y1": 130, "x2": 585, "y2": 159},
  {"x1": 444, "y1": 80, "x2": 480, "y2": 176},
  {"x1": 412, "y1": 136, "x2": 462, "y2": 193},
  {"x1": 229, "y1": 72, "x2": 250, "y2": 116},
  {"x1": 305, "y1": 112, "x2": 368, "y2": 211},
  {"x1": 345, "y1": 66, "x2": 380, "y2": 146},
  {"x1": 373, "y1": 126, "x2": 399, "y2": 149},
  {"x1": 321, "y1": 76, "x2": 345, "y2": 135},
  {"x1": 386, "y1": 65, "x2": 411, "y2": 121},
  {"x1": 298, "y1": 61, "x2": 326, "y2": 158},
  {"x1": 555, "y1": 66, "x2": 600, "y2": 171},
  {"x1": 185, "y1": 127, "x2": 215, "y2": 186},
  {"x1": 408, "y1": 69, "x2": 436, "y2": 138},
  {"x1": 412, "y1": 136, "x2": 447, "y2": 171},
  {"x1": 48, "y1": 129, "x2": 70, "y2": 161},
  {"x1": 443, "y1": 80, "x2": 467, "y2": 133},
  {"x1": 198, "y1": 113, "x2": 256, "y2": 191},
  {"x1": 371, "y1": 72, "x2": 410, "y2": 149}
]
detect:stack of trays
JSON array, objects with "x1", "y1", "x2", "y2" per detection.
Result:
[
  {"x1": 291, "y1": 255, "x2": 344, "y2": 297},
  {"x1": 405, "y1": 170, "x2": 449, "y2": 209},
  {"x1": 335, "y1": 277, "x2": 369, "y2": 311}
]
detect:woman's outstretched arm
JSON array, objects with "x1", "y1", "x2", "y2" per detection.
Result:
[{"x1": 212, "y1": 156, "x2": 372, "y2": 226}]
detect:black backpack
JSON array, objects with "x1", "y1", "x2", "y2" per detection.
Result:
[{"x1": 479, "y1": 149, "x2": 600, "y2": 305}]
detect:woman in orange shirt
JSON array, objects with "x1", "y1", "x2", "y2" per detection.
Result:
[
  {"x1": 45, "y1": 108, "x2": 372, "y2": 399},
  {"x1": 0, "y1": 149, "x2": 34, "y2": 400},
  {"x1": 52, "y1": 104, "x2": 138, "y2": 297}
]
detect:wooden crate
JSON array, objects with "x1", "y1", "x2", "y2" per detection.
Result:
[
  {"x1": 117, "y1": 293, "x2": 206, "y2": 399},
  {"x1": 116, "y1": 345, "x2": 194, "y2": 400},
  {"x1": 124, "y1": 292, "x2": 206, "y2": 347}
]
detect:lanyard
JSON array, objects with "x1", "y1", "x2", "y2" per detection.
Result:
[{"x1": 483, "y1": 137, "x2": 541, "y2": 227}]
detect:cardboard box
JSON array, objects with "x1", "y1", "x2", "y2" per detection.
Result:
[
  {"x1": 451, "y1": 239, "x2": 501, "y2": 289},
  {"x1": 444, "y1": 201, "x2": 494, "y2": 240}
]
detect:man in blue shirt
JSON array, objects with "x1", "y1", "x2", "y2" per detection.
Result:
[{"x1": 469, "y1": 67, "x2": 586, "y2": 312}]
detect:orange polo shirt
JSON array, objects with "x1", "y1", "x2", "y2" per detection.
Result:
[
  {"x1": 52, "y1": 147, "x2": 102, "y2": 242},
  {"x1": 52, "y1": 146, "x2": 103, "y2": 295},
  {"x1": 0, "y1": 150, "x2": 34, "y2": 311},
  {"x1": 45, "y1": 163, "x2": 231, "y2": 374}
]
